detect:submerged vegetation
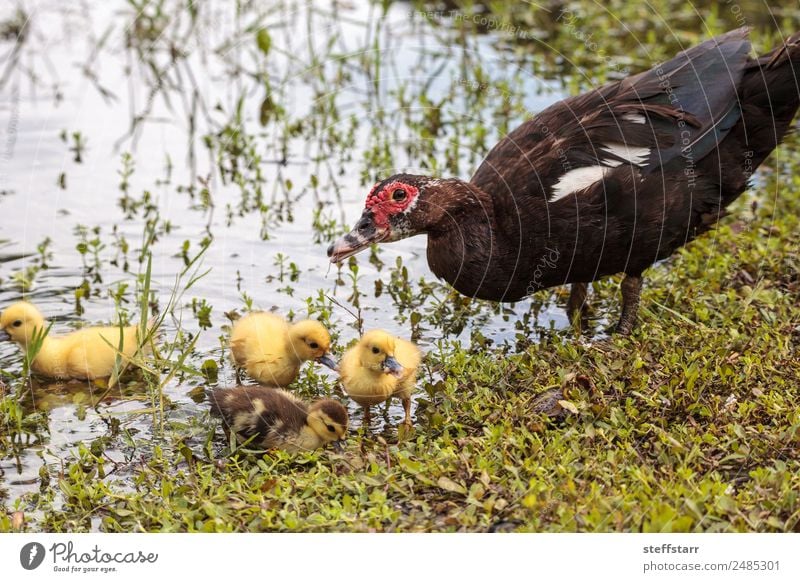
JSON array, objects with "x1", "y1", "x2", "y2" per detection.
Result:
[{"x1": 0, "y1": 0, "x2": 798, "y2": 532}]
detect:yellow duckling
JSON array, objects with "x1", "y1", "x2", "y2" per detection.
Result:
[
  {"x1": 229, "y1": 312, "x2": 336, "y2": 386},
  {"x1": 340, "y1": 330, "x2": 422, "y2": 427},
  {"x1": 208, "y1": 386, "x2": 348, "y2": 452},
  {"x1": 0, "y1": 301, "x2": 142, "y2": 381}
]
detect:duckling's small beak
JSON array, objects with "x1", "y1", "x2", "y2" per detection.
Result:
[
  {"x1": 0, "y1": 329, "x2": 9, "y2": 342},
  {"x1": 327, "y1": 211, "x2": 389, "y2": 263},
  {"x1": 332, "y1": 438, "x2": 347, "y2": 452},
  {"x1": 316, "y1": 354, "x2": 337, "y2": 370},
  {"x1": 382, "y1": 355, "x2": 404, "y2": 378}
]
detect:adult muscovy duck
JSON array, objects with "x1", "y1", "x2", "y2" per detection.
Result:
[{"x1": 328, "y1": 29, "x2": 800, "y2": 334}]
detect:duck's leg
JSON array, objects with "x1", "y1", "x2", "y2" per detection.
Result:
[
  {"x1": 616, "y1": 274, "x2": 643, "y2": 335},
  {"x1": 362, "y1": 405, "x2": 371, "y2": 429},
  {"x1": 235, "y1": 366, "x2": 243, "y2": 386},
  {"x1": 401, "y1": 396, "x2": 412, "y2": 427},
  {"x1": 566, "y1": 283, "x2": 589, "y2": 325}
]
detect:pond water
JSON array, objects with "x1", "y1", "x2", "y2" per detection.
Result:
[{"x1": 0, "y1": 0, "x2": 787, "y2": 519}]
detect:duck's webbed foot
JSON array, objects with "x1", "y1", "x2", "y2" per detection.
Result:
[
  {"x1": 566, "y1": 282, "x2": 590, "y2": 328},
  {"x1": 615, "y1": 274, "x2": 642, "y2": 335}
]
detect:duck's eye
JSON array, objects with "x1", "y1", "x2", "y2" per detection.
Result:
[
  {"x1": 12, "y1": 320, "x2": 22, "y2": 328},
  {"x1": 392, "y1": 188, "x2": 406, "y2": 201},
  {"x1": 309, "y1": 341, "x2": 319, "y2": 349},
  {"x1": 371, "y1": 346, "x2": 380, "y2": 354},
  {"x1": 327, "y1": 425, "x2": 335, "y2": 433}
]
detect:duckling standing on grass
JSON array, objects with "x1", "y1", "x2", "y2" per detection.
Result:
[
  {"x1": 230, "y1": 312, "x2": 336, "y2": 386},
  {"x1": 208, "y1": 386, "x2": 348, "y2": 452},
  {"x1": 0, "y1": 302, "x2": 144, "y2": 381},
  {"x1": 340, "y1": 330, "x2": 422, "y2": 428}
]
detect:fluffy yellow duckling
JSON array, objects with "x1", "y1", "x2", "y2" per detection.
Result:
[
  {"x1": 208, "y1": 386, "x2": 348, "y2": 452},
  {"x1": 340, "y1": 330, "x2": 422, "y2": 427},
  {"x1": 0, "y1": 301, "x2": 142, "y2": 380},
  {"x1": 229, "y1": 312, "x2": 336, "y2": 386}
]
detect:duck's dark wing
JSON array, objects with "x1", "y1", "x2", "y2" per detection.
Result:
[{"x1": 470, "y1": 28, "x2": 752, "y2": 204}]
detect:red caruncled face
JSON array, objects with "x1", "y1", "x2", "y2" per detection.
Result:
[{"x1": 365, "y1": 181, "x2": 419, "y2": 229}]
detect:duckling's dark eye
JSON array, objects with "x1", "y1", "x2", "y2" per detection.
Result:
[
  {"x1": 309, "y1": 341, "x2": 319, "y2": 349},
  {"x1": 392, "y1": 188, "x2": 406, "y2": 201},
  {"x1": 327, "y1": 425, "x2": 335, "y2": 433},
  {"x1": 371, "y1": 346, "x2": 380, "y2": 354},
  {"x1": 12, "y1": 320, "x2": 22, "y2": 328}
]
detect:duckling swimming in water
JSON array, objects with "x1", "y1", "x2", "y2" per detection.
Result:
[
  {"x1": 0, "y1": 301, "x2": 143, "y2": 381},
  {"x1": 339, "y1": 330, "x2": 422, "y2": 427},
  {"x1": 230, "y1": 312, "x2": 336, "y2": 387},
  {"x1": 208, "y1": 386, "x2": 348, "y2": 452}
]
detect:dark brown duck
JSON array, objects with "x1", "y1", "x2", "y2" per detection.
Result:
[{"x1": 329, "y1": 29, "x2": 800, "y2": 334}]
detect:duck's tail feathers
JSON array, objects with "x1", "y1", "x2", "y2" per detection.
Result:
[
  {"x1": 737, "y1": 32, "x2": 800, "y2": 167},
  {"x1": 764, "y1": 32, "x2": 800, "y2": 70}
]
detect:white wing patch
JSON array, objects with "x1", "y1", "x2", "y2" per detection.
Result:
[
  {"x1": 601, "y1": 143, "x2": 650, "y2": 167},
  {"x1": 550, "y1": 166, "x2": 610, "y2": 202},
  {"x1": 622, "y1": 113, "x2": 646, "y2": 124},
  {"x1": 549, "y1": 142, "x2": 650, "y2": 202}
]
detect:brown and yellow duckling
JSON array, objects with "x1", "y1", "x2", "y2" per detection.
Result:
[
  {"x1": 208, "y1": 386, "x2": 348, "y2": 452},
  {"x1": 340, "y1": 330, "x2": 422, "y2": 427},
  {"x1": 229, "y1": 312, "x2": 336, "y2": 386},
  {"x1": 0, "y1": 301, "x2": 144, "y2": 381}
]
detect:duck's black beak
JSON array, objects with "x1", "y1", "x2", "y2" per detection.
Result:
[
  {"x1": 332, "y1": 438, "x2": 347, "y2": 452},
  {"x1": 382, "y1": 355, "x2": 405, "y2": 378},
  {"x1": 327, "y1": 211, "x2": 389, "y2": 263},
  {"x1": 0, "y1": 329, "x2": 9, "y2": 342},
  {"x1": 316, "y1": 354, "x2": 337, "y2": 370}
]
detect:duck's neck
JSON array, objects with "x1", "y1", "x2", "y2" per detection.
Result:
[
  {"x1": 424, "y1": 181, "x2": 499, "y2": 299},
  {"x1": 424, "y1": 179, "x2": 550, "y2": 302},
  {"x1": 293, "y1": 425, "x2": 324, "y2": 451},
  {"x1": 24, "y1": 334, "x2": 57, "y2": 376},
  {"x1": 21, "y1": 325, "x2": 53, "y2": 353}
]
